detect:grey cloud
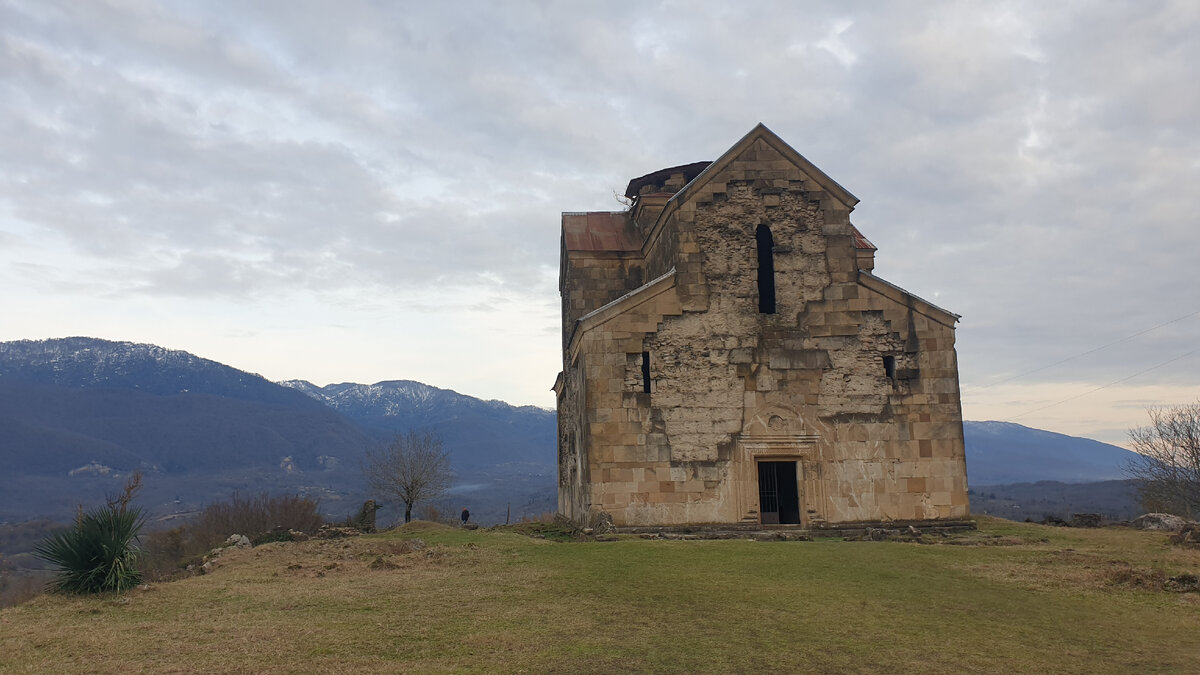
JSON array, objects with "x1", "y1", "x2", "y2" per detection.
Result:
[{"x1": 1, "y1": 0, "x2": 1198, "y2": 399}]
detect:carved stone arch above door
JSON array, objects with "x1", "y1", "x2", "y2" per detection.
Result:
[
  {"x1": 736, "y1": 403, "x2": 823, "y2": 526},
  {"x1": 739, "y1": 404, "x2": 820, "y2": 459},
  {"x1": 743, "y1": 403, "x2": 806, "y2": 437}
]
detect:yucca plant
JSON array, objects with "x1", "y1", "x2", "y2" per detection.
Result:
[{"x1": 35, "y1": 473, "x2": 146, "y2": 594}]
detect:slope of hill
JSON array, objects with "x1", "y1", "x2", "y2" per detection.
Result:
[
  {"x1": 968, "y1": 480, "x2": 1143, "y2": 521},
  {"x1": 280, "y1": 379, "x2": 556, "y2": 469},
  {"x1": 0, "y1": 339, "x2": 377, "y2": 521},
  {"x1": 3, "y1": 521, "x2": 1198, "y2": 672},
  {"x1": 0, "y1": 338, "x2": 555, "y2": 524},
  {"x1": 0, "y1": 338, "x2": 310, "y2": 406},
  {"x1": 963, "y1": 421, "x2": 1139, "y2": 485},
  {"x1": 279, "y1": 379, "x2": 558, "y2": 524}
]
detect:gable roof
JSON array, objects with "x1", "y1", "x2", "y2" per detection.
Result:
[
  {"x1": 857, "y1": 271, "x2": 960, "y2": 326},
  {"x1": 566, "y1": 267, "x2": 678, "y2": 359},
  {"x1": 561, "y1": 212, "x2": 640, "y2": 252},
  {"x1": 668, "y1": 123, "x2": 859, "y2": 218},
  {"x1": 852, "y1": 225, "x2": 876, "y2": 251},
  {"x1": 625, "y1": 161, "x2": 712, "y2": 199}
]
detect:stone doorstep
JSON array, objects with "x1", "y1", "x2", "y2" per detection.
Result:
[{"x1": 612, "y1": 519, "x2": 977, "y2": 540}]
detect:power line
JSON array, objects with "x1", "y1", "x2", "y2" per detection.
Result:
[
  {"x1": 967, "y1": 308, "x2": 1200, "y2": 391},
  {"x1": 1009, "y1": 347, "x2": 1200, "y2": 421}
]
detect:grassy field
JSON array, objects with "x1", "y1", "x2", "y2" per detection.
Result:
[{"x1": 1, "y1": 517, "x2": 1198, "y2": 673}]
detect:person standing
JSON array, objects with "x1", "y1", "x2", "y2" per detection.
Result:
[{"x1": 460, "y1": 507, "x2": 470, "y2": 526}]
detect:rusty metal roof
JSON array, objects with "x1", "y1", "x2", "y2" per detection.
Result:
[
  {"x1": 562, "y1": 212, "x2": 641, "y2": 252},
  {"x1": 852, "y1": 225, "x2": 876, "y2": 251}
]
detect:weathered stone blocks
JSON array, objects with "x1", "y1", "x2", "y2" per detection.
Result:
[{"x1": 556, "y1": 125, "x2": 969, "y2": 528}]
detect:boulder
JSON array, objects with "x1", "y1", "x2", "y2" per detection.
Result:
[
  {"x1": 313, "y1": 525, "x2": 362, "y2": 539},
  {"x1": 199, "y1": 534, "x2": 251, "y2": 575},
  {"x1": 252, "y1": 527, "x2": 308, "y2": 545},
  {"x1": 589, "y1": 511, "x2": 615, "y2": 535},
  {"x1": 1132, "y1": 513, "x2": 1187, "y2": 532},
  {"x1": 224, "y1": 534, "x2": 252, "y2": 549}
]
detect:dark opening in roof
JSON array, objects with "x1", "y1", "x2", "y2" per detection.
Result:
[{"x1": 624, "y1": 161, "x2": 713, "y2": 199}]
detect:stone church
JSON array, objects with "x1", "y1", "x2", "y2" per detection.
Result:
[{"x1": 554, "y1": 124, "x2": 969, "y2": 529}]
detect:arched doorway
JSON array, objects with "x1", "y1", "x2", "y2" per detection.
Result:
[{"x1": 737, "y1": 405, "x2": 822, "y2": 527}]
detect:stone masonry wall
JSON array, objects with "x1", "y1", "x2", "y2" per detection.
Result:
[
  {"x1": 557, "y1": 357, "x2": 589, "y2": 523},
  {"x1": 559, "y1": 132, "x2": 969, "y2": 528},
  {"x1": 560, "y1": 253, "x2": 644, "y2": 351}
]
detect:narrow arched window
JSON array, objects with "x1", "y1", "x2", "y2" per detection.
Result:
[
  {"x1": 883, "y1": 355, "x2": 896, "y2": 379},
  {"x1": 641, "y1": 351, "x2": 651, "y2": 393},
  {"x1": 756, "y1": 223, "x2": 776, "y2": 314}
]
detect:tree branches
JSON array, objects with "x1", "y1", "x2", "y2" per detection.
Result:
[
  {"x1": 1126, "y1": 401, "x2": 1200, "y2": 518},
  {"x1": 363, "y1": 431, "x2": 452, "y2": 524}
]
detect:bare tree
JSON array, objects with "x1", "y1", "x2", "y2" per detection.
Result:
[
  {"x1": 363, "y1": 431, "x2": 453, "y2": 524},
  {"x1": 1125, "y1": 401, "x2": 1200, "y2": 518}
]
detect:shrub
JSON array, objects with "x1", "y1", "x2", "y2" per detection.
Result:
[
  {"x1": 141, "y1": 492, "x2": 325, "y2": 580},
  {"x1": 189, "y1": 492, "x2": 323, "y2": 550},
  {"x1": 34, "y1": 502, "x2": 145, "y2": 594},
  {"x1": 0, "y1": 555, "x2": 47, "y2": 608},
  {"x1": 520, "y1": 511, "x2": 558, "y2": 524},
  {"x1": 415, "y1": 500, "x2": 460, "y2": 526},
  {"x1": 140, "y1": 525, "x2": 199, "y2": 581}
]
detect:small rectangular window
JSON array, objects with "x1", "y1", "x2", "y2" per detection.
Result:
[
  {"x1": 883, "y1": 355, "x2": 896, "y2": 379},
  {"x1": 641, "y1": 351, "x2": 651, "y2": 393}
]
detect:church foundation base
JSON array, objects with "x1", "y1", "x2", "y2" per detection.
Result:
[{"x1": 611, "y1": 519, "x2": 976, "y2": 540}]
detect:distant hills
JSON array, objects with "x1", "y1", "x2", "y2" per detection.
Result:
[
  {"x1": 967, "y1": 480, "x2": 1142, "y2": 521},
  {"x1": 279, "y1": 379, "x2": 554, "y2": 468},
  {"x1": 962, "y1": 420, "x2": 1139, "y2": 485},
  {"x1": 0, "y1": 339, "x2": 373, "y2": 477},
  {"x1": 0, "y1": 337, "x2": 1146, "y2": 525},
  {"x1": 0, "y1": 338, "x2": 554, "y2": 524},
  {"x1": 0, "y1": 337, "x2": 310, "y2": 405}
]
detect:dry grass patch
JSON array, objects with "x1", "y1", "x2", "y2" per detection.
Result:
[
  {"x1": 950, "y1": 516, "x2": 1200, "y2": 596},
  {"x1": 2, "y1": 517, "x2": 1199, "y2": 673}
]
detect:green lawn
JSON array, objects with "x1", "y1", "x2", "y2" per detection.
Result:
[{"x1": 2, "y1": 518, "x2": 1197, "y2": 673}]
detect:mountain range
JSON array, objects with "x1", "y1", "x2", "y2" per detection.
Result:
[
  {"x1": 279, "y1": 379, "x2": 554, "y2": 468},
  {"x1": 0, "y1": 337, "x2": 1143, "y2": 525},
  {"x1": 0, "y1": 338, "x2": 554, "y2": 524},
  {"x1": 962, "y1": 420, "x2": 1137, "y2": 485}
]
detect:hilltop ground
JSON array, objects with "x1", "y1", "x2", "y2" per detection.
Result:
[{"x1": 2, "y1": 517, "x2": 1198, "y2": 673}]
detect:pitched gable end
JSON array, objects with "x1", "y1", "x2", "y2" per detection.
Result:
[{"x1": 669, "y1": 123, "x2": 859, "y2": 215}]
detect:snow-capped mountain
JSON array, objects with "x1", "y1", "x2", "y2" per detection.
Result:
[
  {"x1": 0, "y1": 338, "x2": 555, "y2": 523},
  {"x1": 0, "y1": 337, "x2": 309, "y2": 406},
  {"x1": 0, "y1": 338, "x2": 373, "y2": 520},
  {"x1": 282, "y1": 378, "x2": 551, "y2": 421},
  {"x1": 280, "y1": 379, "x2": 555, "y2": 467}
]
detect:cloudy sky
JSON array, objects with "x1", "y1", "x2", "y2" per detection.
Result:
[{"x1": 2, "y1": 1, "x2": 1197, "y2": 445}]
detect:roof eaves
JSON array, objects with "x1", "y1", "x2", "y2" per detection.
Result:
[
  {"x1": 567, "y1": 268, "x2": 678, "y2": 358},
  {"x1": 651, "y1": 123, "x2": 861, "y2": 242},
  {"x1": 852, "y1": 225, "x2": 877, "y2": 251},
  {"x1": 857, "y1": 271, "x2": 961, "y2": 325}
]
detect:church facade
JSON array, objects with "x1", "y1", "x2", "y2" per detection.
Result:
[{"x1": 554, "y1": 124, "x2": 969, "y2": 529}]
